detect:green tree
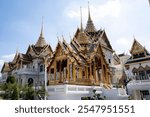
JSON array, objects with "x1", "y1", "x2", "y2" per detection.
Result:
[
  {"x1": 1, "y1": 83, "x2": 14, "y2": 99},
  {"x1": 0, "y1": 76, "x2": 48, "y2": 100},
  {"x1": 0, "y1": 76, "x2": 19, "y2": 100},
  {"x1": 11, "y1": 84, "x2": 19, "y2": 100},
  {"x1": 6, "y1": 76, "x2": 16, "y2": 84},
  {"x1": 21, "y1": 85, "x2": 35, "y2": 100}
]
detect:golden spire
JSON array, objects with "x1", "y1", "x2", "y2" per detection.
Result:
[
  {"x1": 80, "y1": 6, "x2": 83, "y2": 32},
  {"x1": 40, "y1": 16, "x2": 44, "y2": 37},
  {"x1": 85, "y1": 1, "x2": 96, "y2": 33},
  {"x1": 88, "y1": 1, "x2": 91, "y2": 21},
  {"x1": 35, "y1": 17, "x2": 47, "y2": 47},
  {"x1": 16, "y1": 48, "x2": 19, "y2": 55}
]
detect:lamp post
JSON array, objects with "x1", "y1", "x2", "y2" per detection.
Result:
[
  {"x1": 125, "y1": 69, "x2": 133, "y2": 95},
  {"x1": 44, "y1": 54, "x2": 50, "y2": 100},
  {"x1": 44, "y1": 56, "x2": 47, "y2": 100}
]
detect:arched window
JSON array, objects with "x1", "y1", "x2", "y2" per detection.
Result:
[
  {"x1": 40, "y1": 64, "x2": 44, "y2": 72},
  {"x1": 132, "y1": 68, "x2": 137, "y2": 75},
  {"x1": 138, "y1": 66, "x2": 145, "y2": 80},
  {"x1": 28, "y1": 78, "x2": 33, "y2": 86}
]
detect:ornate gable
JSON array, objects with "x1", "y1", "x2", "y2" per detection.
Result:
[
  {"x1": 100, "y1": 30, "x2": 113, "y2": 51},
  {"x1": 1, "y1": 62, "x2": 12, "y2": 73},
  {"x1": 130, "y1": 39, "x2": 145, "y2": 54},
  {"x1": 95, "y1": 42, "x2": 108, "y2": 66},
  {"x1": 26, "y1": 45, "x2": 35, "y2": 56},
  {"x1": 130, "y1": 39, "x2": 149, "y2": 59},
  {"x1": 54, "y1": 42, "x2": 65, "y2": 57},
  {"x1": 74, "y1": 28, "x2": 90, "y2": 45}
]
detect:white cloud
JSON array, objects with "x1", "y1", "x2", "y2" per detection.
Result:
[
  {"x1": 114, "y1": 37, "x2": 132, "y2": 54},
  {"x1": 116, "y1": 37, "x2": 131, "y2": 46},
  {"x1": 0, "y1": 60, "x2": 4, "y2": 65},
  {"x1": 65, "y1": 0, "x2": 121, "y2": 22},
  {"x1": 1, "y1": 53, "x2": 15, "y2": 62},
  {"x1": 94, "y1": 0, "x2": 121, "y2": 18}
]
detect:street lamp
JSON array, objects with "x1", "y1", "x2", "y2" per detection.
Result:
[
  {"x1": 44, "y1": 54, "x2": 51, "y2": 100},
  {"x1": 125, "y1": 69, "x2": 133, "y2": 95},
  {"x1": 44, "y1": 57, "x2": 47, "y2": 100}
]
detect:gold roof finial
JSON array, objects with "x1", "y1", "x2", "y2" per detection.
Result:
[
  {"x1": 133, "y1": 35, "x2": 136, "y2": 40},
  {"x1": 35, "y1": 17, "x2": 47, "y2": 47},
  {"x1": 80, "y1": 6, "x2": 83, "y2": 32},
  {"x1": 40, "y1": 16, "x2": 44, "y2": 37},
  {"x1": 88, "y1": 1, "x2": 91, "y2": 21},
  {"x1": 16, "y1": 48, "x2": 19, "y2": 55}
]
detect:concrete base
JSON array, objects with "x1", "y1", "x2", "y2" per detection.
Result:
[
  {"x1": 127, "y1": 80, "x2": 150, "y2": 100},
  {"x1": 101, "y1": 88, "x2": 129, "y2": 100},
  {"x1": 47, "y1": 84, "x2": 129, "y2": 100},
  {"x1": 47, "y1": 85, "x2": 102, "y2": 100}
]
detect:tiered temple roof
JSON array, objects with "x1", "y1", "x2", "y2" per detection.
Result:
[
  {"x1": 126, "y1": 39, "x2": 150, "y2": 64},
  {"x1": 1, "y1": 25, "x2": 53, "y2": 73}
]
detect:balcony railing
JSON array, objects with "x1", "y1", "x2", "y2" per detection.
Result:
[
  {"x1": 134, "y1": 75, "x2": 150, "y2": 81},
  {"x1": 13, "y1": 68, "x2": 38, "y2": 75}
]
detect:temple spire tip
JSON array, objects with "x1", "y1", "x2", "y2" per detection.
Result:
[
  {"x1": 40, "y1": 16, "x2": 44, "y2": 37},
  {"x1": 80, "y1": 6, "x2": 83, "y2": 32},
  {"x1": 88, "y1": 1, "x2": 91, "y2": 21}
]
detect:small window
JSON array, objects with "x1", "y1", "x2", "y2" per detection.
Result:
[
  {"x1": 40, "y1": 65, "x2": 44, "y2": 72},
  {"x1": 141, "y1": 90, "x2": 149, "y2": 95},
  {"x1": 28, "y1": 78, "x2": 33, "y2": 86},
  {"x1": 108, "y1": 59, "x2": 111, "y2": 64}
]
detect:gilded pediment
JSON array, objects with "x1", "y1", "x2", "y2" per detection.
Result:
[
  {"x1": 130, "y1": 39, "x2": 145, "y2": 54},
  {"x1": 54, "y1": 42, "x2": 66, "y2": 57},
  {"x1": 75, "y1": 29, "x2": 90, "y2": 45}
]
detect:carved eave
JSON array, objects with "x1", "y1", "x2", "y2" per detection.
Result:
[
  {"x1": 61, "y1": 39, "x2": 84, "y2": 65},
  {"x1": 1, "y1": 62, "x2": 12, "y2": 73},
  {"x1": 15, "y1": 53, "x2": 32, "y2": 64},
  {"x1": 26, "y1": 45, "x2": 34, "y2": 55},
  {"x1": 100, "y1": 30, "x2": 113, "y2": 52},
  {"x1": 95, "y1": 42, "x2": 109, "y2": 67},
  {"x1": 28, "y1": 44, "x2": 52, "y2": 58},
  {"x1": 62, "y1": 39, "x2": 73, "y2": 53},
  {"x1": 71, "y1": 37, "x2": 83, "y2": 53}
]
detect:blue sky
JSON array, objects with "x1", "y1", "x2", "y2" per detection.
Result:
[{"x1": 0, "y1": 0, "x2": 150, "y2": 74}]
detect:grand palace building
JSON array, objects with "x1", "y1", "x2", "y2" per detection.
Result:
[
  {"x1": 1, "y1": 4, "x2": 149, "y2": 100},
  {"x1": 125, "y1": 39, "x2": 150, "y2": 100}
]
